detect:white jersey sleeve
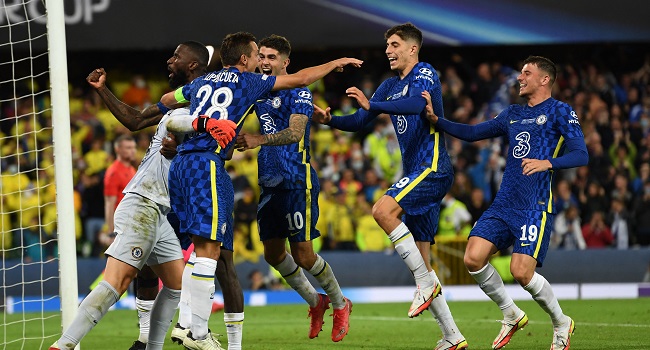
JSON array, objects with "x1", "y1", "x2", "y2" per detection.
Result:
[{"x1": 123, "y1": 107, "x2": 191, "y2": 210}]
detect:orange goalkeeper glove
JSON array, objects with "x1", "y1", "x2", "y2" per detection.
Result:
[{"x1": 192, "y1": 116, "x2": 237, "y2": 148}]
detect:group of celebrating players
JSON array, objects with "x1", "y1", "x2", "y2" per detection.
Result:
[{"x1": 49, "y1": 22, "x2": 586, "y2": 350}]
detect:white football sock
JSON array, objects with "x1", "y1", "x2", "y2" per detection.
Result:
[
  {"x1": 57, "y1": 280, "x2": 120, "y2": 349},
  {"x1": 388, "y1": 223, "x2": 433, "y2": 289},
  {"x1": 308, "y1": 254, "x2": 345, "y2": 309},
  {"x1": 224, "y1": 312, "x2": 244, "y2": 350},
  {"x1": 523, "y1": 272, "x2": 566, "y2": 327},
  {"x1": 178, "y1": 252, "x2": 195, "y2": 329},
  {"x1": 274, "y1": 254, "x2": 319, "y2": 307},
  {"x1": 469, "y1": 263, "x2": 522, "y2": 320},
  {"x1": 146, "y1": 286, "x2": 181, "y2": 350},
  {"x1": 427, "y1": 270, "x2": 464, "y2": 340},
  {"x1": 190, "y1": 257, "x2": 217, "y2": 340},
  {"x1": 136, "y1": 298, "x2": 154, "y2": 343}
]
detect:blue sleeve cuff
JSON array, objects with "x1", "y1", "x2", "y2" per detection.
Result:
[{"x1": 157, "y1": 101, "x2": 170, "y2": 115}]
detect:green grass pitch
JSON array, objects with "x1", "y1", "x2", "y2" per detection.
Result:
[{"x1": 4, "y1": 298, "x2": 650, "y2": 349}]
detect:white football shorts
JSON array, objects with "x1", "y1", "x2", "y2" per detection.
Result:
[{"x1": 105, "y1": 193, "x2": 183, "y2": 269}]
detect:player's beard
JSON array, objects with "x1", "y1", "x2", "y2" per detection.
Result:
[{"x1": 169, "y1": 69, "x2": 189, "y2": 89}]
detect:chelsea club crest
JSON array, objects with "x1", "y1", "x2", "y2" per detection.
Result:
[
  {"x1": 536, "y1": 114, "x2": 547, "y2": 125},
  {"x1": 131, "y1": 247, "x2": 143, "y2": 259},
  {"x1": 272, "y1": 97, "x2": 281, "y2": 108}
]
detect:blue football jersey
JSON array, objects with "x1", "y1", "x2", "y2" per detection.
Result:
[
  {"x1": 255, "y1": 87, "x2": 317, "y2": 189},
  {"x1": 176, "y1": 67, "x2": 277, "y2": 158},
  {"x1": 370, "y1": 62, "x2": 453, "y2": 175},
  {"x1": 489, "y1": 98, "x2": 584, "y2": 213}
]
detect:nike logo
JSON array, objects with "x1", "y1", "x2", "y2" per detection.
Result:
[
  {"x1": 521, "y1": 243, "x2": 532, "y2": 247},
  {"x1": 289, "y1": 231, "x2": 300, "y2": 237},
  {"x1": 510, "y1": 120, "x2": 517, "y2": 124}
]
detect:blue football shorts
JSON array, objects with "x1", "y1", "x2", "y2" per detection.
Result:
[
  {"x1": 257, "y1": 185, "x2": 321, "y2": 243},
  {"x1": 385, "y1": 169, "x2": 453, "y2": 242},
  {"x1": 168, "y1": 152, "x2": 233, "y2": 251},
  {"x1": 470, "y1": 205, "x2": 554, "y2": 267}
]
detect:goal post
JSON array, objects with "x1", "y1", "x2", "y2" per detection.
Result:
[
  {"x1": 0, "y1": 0, "x2": 78, "y2": 348},
  {"x1": 45, "y1": 0, "x2": 79, "y2": 335}
]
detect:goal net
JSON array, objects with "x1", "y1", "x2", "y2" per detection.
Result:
[{"x1": 1, "y1": 1, "x2": 78, "y2": 349}]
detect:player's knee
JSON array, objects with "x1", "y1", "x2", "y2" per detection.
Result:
[
  {"x1": 371, "y1": 203, "x2": 388, "y2": 223},
  {"x1": 463, "y1": 252, "x2": 484, "y2": 272},
  {"x1": 293, "y1": 252, "x2": 316, "y2": 270},
  {"x1": 510, "y1": 266, "x2": 533, "y2": 286},
  {"x1": 135, "y1": 274, "x2": 160, "y2": 299},
  {"x1": 263, "y1": 252, "x2": 283, "y2": 267}
]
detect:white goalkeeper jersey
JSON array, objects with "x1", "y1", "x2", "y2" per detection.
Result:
[{"x1": 123, "y1": 107, "x2": 189, "y2": 210}]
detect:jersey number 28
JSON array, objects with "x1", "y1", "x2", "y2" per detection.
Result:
[{"x1": 192, "y1": 85, "x2": 233, "y2": 119}]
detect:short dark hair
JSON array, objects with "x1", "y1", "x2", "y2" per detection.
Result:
[
  {"x1": 259, "y1": 34, "x2": 291, "y2": 57},
  {"x1": 523, "y1": 55, "x2": 557, "y2": 85},
  {"x1": 180, "y1": 41, "x2": 209, "y2": 70},
  {"x1": 220, "y1": 32, "x2": 257, "y2": 66},
  {"x1": 114, "y1": 134, "x2": 134, "y2": 148},
  {"x1": 385, "y1": 22, "x2": 423, "y2": 48}
]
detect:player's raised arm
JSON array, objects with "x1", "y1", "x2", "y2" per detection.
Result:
[
  {"x1": 87, "y1": 68, "x2": 164, "y2": 131},
  {"x1": 272, "y1": 57, "x2": 363, "y2": 91}
]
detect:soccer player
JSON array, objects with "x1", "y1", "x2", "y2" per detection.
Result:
[
  {"x1": 49, "y1": 42, "x2": 238, "y2": 350},
  {"x1": 102, "y1": 133, "x2": 156, "y2": 350},
  {"x1": 235, "y1": 34, "x2": 352, "y2": 342},
  {"x1": 160, "y1": 32, "x2": 361, "y2": 350},
  {"x1": 93, "y1": 42, "x2": 242, "y2": 350},
  {"x1": 422, "y1": 55, "x2": 588, "y2": 350},
  {"x1": 312, "y1": 23, "x2": 467, "y2": 350}
]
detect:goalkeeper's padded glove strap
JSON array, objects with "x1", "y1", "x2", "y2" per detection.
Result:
[{"x1": 194, "y1": 116, "x2": 209, "y2": 132}]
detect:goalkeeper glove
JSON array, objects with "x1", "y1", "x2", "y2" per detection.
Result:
[{"x1": 192, "y1": 116, "x2": 237, "y2": 148}]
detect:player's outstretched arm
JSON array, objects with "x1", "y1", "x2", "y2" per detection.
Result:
[
  {"x1": 87, "y1": 68, "x2": 164, "y2": 131},
  {"x1": 423, "y1": 90, "x2": 500, "y2": 142},
  {"x1": 236, "y1": 114, "x2": 308, "y2": 151},
  {"x1": 313, "y1": 105, "x2": 333, "y2": 124},
  {"x1": 272, "y1": 57, "x2": 363, "y2": 91},
  {"x1": 346, "y1": 87, "x2": 370, "y2": 110}
]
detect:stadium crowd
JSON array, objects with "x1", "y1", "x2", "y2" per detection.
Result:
[{"x1": 1, "y1": 45, "x2": 650, "y2": 263}]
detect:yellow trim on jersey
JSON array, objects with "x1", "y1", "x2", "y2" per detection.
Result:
[
  {"x1": 431, "y1": 124, "x2": 439, "y2": 172},
  {"x1": 237, "y1": 103, "x2": 257, "y2": 128},
  {"x1": 547, "y1": 136, "x2": 565, "y2": 212},
  {"x1": 534, "y1": 212, "x2": 547, "y2": 258},
  {"x1": 210, "y1": 160, "x2": 219, "y2": 240},
  {"x1": 225, "y1": 321, "x2": 244, "y2": 325},
  {"x1": 393, "y1": 124, "x2": 439, "y2": 203},
  {"x1": 174, "y1": 87, "x2": 187, "y2": 103},
  {"x1": 395, "y1": 168, "x2": 432, "y2": 202},
  {"x1": 305, "y1": 188, "x2": 312, "y2": 241}
]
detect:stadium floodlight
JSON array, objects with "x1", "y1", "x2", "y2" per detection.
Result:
[{"x1": 1, "y1": 1, "x2": 78, "y2": 349}]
